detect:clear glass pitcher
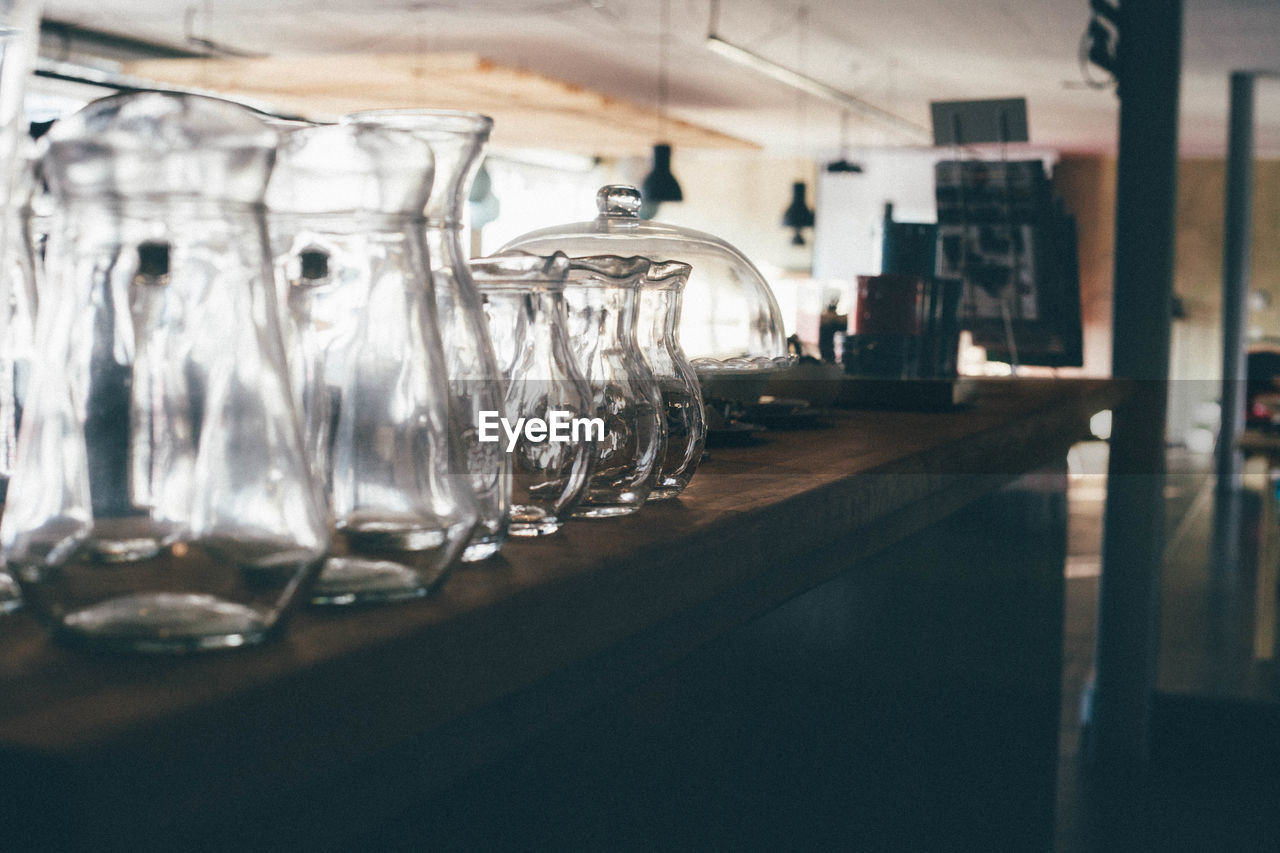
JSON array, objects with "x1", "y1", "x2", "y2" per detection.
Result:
[
  {"x1": 266, "y1": 123, "x2": 477, "y2": 604},
  {"x1": 342, "y1": 109, "x2": 509, "y2": 562},
  {"x1": 0, "y1": 142, "x2": 38, "y2": 614},
  {"x1": 0, "y1": 0, "x2": 45, "y2": 615},
  {"x1": 638, "y1": 260, "x2": 705, "y2": 499},
  {"x1": 1, "y1": 92, "x2": 329, "y2": 652},
  {"x1": 563, "y1": 255, "x2": 665, "y2": 517},
  {"x1": 471, "y1": 252, "x2": 593, "y2": 536}
]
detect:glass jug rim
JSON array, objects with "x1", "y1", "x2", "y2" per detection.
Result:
[
  {"x1": 469, "y1": 250, "x2": 571, "y2": 287},
  {"x1": 43, "y1": 91, "x2": 278, "y2": 160},
  {"x1": 266, "y1": 122, "x2": 435, "y2": 217},
  {"x1": 565, "y1": 254, "x2": 651, "y2": 287},
  {"x1": 343, "y1": 108, "x2": 494, "y2": 137},
  {"x1": 41, "y1": 91, "x2": 279, "y2": 206},
  {"x1": 643, "y1": 259, "x2": 691, "y2": 290}
]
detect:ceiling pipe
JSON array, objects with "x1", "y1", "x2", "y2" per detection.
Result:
[
  {"x1": 704, "y1": 33, "x2": 930, "y2": 144},
  {"x1": 40, "y1": 18, "x2": 204, "y2": 61}
]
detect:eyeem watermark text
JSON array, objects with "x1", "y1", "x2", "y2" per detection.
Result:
[{"x1": 478, "y1": 410, "x2": 605, "y2": 451}]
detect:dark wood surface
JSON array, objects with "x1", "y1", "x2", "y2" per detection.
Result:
[
  {"x1": 375, "y1": 464, "x2": 1073, "y2": 851},
  {"x1": 0, "y1": 377, "x2": 1120, "y2": 848},
  {"x1": 1151, "y1": 454, "x2": 1280, "y2": 777}
]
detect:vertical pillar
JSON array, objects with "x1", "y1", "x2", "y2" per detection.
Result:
[
  {"x1": 1090, "y1": 0, "x2": 1183, "y2": 768},
  {"x1": 1216, "y1": 73, "x2": 1255, "y2": 490}
]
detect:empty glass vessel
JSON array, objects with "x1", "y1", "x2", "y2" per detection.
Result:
[
  {"x1": 1, "y1": 92, "x2": 329, "y2": 652},
  {"x1": 343, "y1": 109, "x2": 509, "y2": 562},
  {"x1": 471, "y1": 252, "x2": 593, "y2": 536},
  {"x1": 638, "y1": 260, "x2": 705, "y2": 499},
  {"x1": 0, "y1": 0, "x2": 44, "y2": 615},
  {"x1": 563, "y1": 255, "x2": 664, "y2": 517},
  {"x1": 267, "y1": 123, "x2": 478, "y2": 604},
  {"x1": 0, "y1": 143, "x2": 38, "y2": 614}
]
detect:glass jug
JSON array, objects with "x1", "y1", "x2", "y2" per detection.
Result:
[
  {"x1": 267, "y1": 123, "x2": 478, "y2": 604},
  {"x1": 343, "y1": 109, "x2": 509, "y2": 562},
  {"x1": 0, "y1": 0, "x2": 44, "y2": 615},
  {"x1": 638, "y1": 260, "x2": 705, "y2": 499},
  {"x1": 471, "y1": 252, "x2": 593, "y2": 536},
  {"x1": 564, "y1": 255, "x2": 664, "y2": 517},
  {"x1": 2, "y1": 92, "x2": 329, "y2": 652},
  {"x1": 0, "y1": 143, "x2": 38, "y2": 614}
]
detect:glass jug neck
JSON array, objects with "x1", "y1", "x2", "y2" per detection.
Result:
[
  {"x1": 269, "y1": 210, "x2": 423, "y2": 232},
  {"x1": 640, "y1": 288, "x2": 681, "y2": 349},
  {"x1": 423, "y1": 220, "x2": 468, "y2": 264},
  {"x1": 60, "y1": 195, "x2": 265, "y2": 220},
  {"x1": 596, "y1": 286, "x2": 639, "y2": 343},
  {"x1": 487, "y1": 283, "x2": 562, "y2": 309},
  {"x1": 424, "y1": 135, "x2": 486, "y2": 228}
]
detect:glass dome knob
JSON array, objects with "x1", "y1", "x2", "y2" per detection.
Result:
[{"x1": 597, "y1": 184, "x2": 643, "y2": 219}]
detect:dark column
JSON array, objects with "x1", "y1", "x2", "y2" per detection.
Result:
[
  {"x1": 1216, "y1": 72, "x2": 1255, "y2": 492},
  {"x1": 1091, "y1": 0, "x2": 1183, "y2": 768}
]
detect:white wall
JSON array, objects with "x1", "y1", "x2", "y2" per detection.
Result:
[
  {"x1": 813, "y1": 147, "x2": 943, "y2": 283},
  {"x1": 812, "y1": 146, "x2": 1061, "y2": 282}
]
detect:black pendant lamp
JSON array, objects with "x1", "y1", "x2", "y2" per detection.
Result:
[
  {"x1": 782, "y1": 180, "x2": 815, "y2": 245},
  {"x1": 642, "y1": 143, "x2": 683, "y2": 208},
  {"x1": 640, "y1": 0, "x2": 681, "y2": 220},
  {"x1": 825, "y1": 110, "x2": 864, "y2": 174}
]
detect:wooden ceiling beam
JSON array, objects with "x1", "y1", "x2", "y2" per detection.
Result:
[{"x1": 123, "y1": 52, "x2": 759, "y2": 156}]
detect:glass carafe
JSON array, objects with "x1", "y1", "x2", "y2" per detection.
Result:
[
  {"x1": 266, "y1": 123, "x2": 477, "y2": 604},
  {"x1": 2, "y1": 92, "x2": 329, "y2": 652},
  {"x1": 0, "y1": 0, "x2": 45, "y2": 615},
  {"x1": 564, "y1": 255, "x2": 664, "y2": 517},
  {"x1": 471, "y1": 252, "x2": 593, "y2": 536},
  {"x1": 0, "y1": 147, "x2": 38, "y2": 614},
  {"x1": 638, "y1": 260, "x2": 705, "y2": 499},
  {"x1": 343, "y1": 109, "x2": 509, "y2": 562}
]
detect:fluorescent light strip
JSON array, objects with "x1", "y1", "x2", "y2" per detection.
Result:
[{"x1": 705, "y1": 33, "x2": 930, "y2": 143}]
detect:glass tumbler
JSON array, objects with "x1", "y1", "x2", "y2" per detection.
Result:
[
  {"x1": 471, "y1": 252, "x2": 593, "y2": 536},
  {"x1": 344, "y1": 109, "x2": 510, "y2": 562},
  {"x1": 2, "y1": 93, "x2": 330, "y2": 652},
  {"x1": 563, "y1": 255, "x2": 665, "y2": 518},
  {"x1": 638, "y1": 260, "x2": 705, "y2": 499},
  {"x1": 267, "y1": 123, "x2": 477, "y2": 605}
]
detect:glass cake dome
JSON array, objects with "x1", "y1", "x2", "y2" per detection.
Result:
[{"x1": 501, "y1": 184, "x2": 791, "y2": 374}]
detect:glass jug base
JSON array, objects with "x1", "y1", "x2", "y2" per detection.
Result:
[
  {"x1": 572, "y1": 504, "x2": 642, "y2": 519},
  {"x1": 509, "y1": 505, "x2": 565, "y2": 537},
  {"x1": 509, "y1": 521, "x2": 563, "y2": 537},
  {"x1": 461, "y1": 537, "x2": 505, "y2": 562},
  {"x1": 648, "y1": 486, "x2": 688, "y2": 501},
  {"x1": 0, "y1": 572, "x2": 21, "y2": 614},
  {"x1": 54, "y1": 593, "x2": 273, "y2": 653},
  {"x1": 310, "y1": 557, "x2": 441, "y2": 606}
]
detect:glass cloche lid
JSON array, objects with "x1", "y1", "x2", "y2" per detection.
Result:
[{"x1": 500, "y1": 184, "x2": 792, "y2": 373}]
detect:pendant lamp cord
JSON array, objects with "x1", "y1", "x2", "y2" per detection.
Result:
[
  {"x1": 658, "y1": 0, "x2": 669, "y2": 141},
  {"x1": 796, "y1": 4, "x2": 809, "y2": 180}
]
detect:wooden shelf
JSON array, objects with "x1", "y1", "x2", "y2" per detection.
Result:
[
  {"x1": 1151, "y1": 443, "x2": 1280, "y2": 774},
  {"x1": 0, "y1": 378, "x2": 1121, "y2": 848}
]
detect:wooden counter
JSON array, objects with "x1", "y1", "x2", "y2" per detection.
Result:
[{"x1": 0, "y1": 378, "x2": 1120, "y2": 851}]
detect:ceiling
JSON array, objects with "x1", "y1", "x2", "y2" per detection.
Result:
[{"x1": 34, "y1": 0, "x2": 1280, "y2": 158}]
